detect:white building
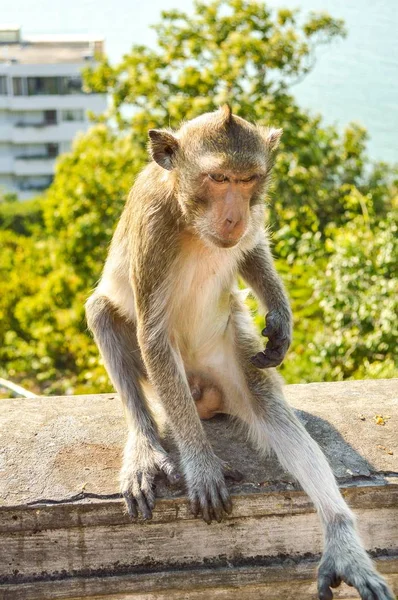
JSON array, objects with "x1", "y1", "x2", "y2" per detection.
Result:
[{"x1": 0, "y1": 26, "x2": 107, "y2": 199}]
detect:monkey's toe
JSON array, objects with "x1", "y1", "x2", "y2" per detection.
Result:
[
  {"x1": 121, "y1": 444, "x2": 181, "y2": 520},
  {"x1": 189, "y1": 470, "x2": 232, "y2": 524},
  {"x1": 122, "y1": 491, "x2": 138, "y2": 519},
  {"x1": 122, "y1": 476, "x2": 155, "y2": 521},
  {"x1": 318, "y1": 564, "x2": 394, "y2": 600}
]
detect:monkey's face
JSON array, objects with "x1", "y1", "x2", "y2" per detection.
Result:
[
  {"x1": 189, "y1": 166, "x2": 266, "y2": 248},
  {"x1": 148, "y1": 106, "x2": 282, "y2": 249}
]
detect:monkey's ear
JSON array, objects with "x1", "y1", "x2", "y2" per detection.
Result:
[
  {"x1": 148, "y1": 129, "x2": 179, "y2": 170},
  {"x1": 220, "y1": 103, "x2": 232, "y2": 122},
  {"x1": 263, "y1": 127, "x2": 283, "y2": 152}
]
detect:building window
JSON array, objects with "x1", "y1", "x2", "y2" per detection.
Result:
[
  {"x1": 61, "y1": 76, "x2": 83, "y2": 94},
  {"x1": 26, "y1": 76, "x2": 83, "y2": 95},
  {"x1": 46, "y1": 143, "x2": 59, "y2": 158},
  {"x1": 62, "y1": 109, "x2": 84, "y2": 122},
  {"x1": 27, "y1": 77, "x2": 59, "y2": 95},
  {"x1": 18, "y1": 175, "x2": 53, "y2": 191},
  {"x1": 12, "y1": 76, "x2": 85, "y2": 96},
  {"x1": 13, "y1": 77, "x2": 24, "y2": 96},
  {"x1": 0, "y1": 76, "x2": 8, "y2": 95},
  {"x1": 44, "y1": 110, "x2": 57, "y2": 125}
]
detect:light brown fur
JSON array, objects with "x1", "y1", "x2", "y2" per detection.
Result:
[{"x1": 86, "y1": 106, "x2": 393, "y2": 600}]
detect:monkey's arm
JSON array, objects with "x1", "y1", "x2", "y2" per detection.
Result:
[
  {"x1": 239, "y1": 238, "x2": 292, "y2": 368},
  {"x1": 135, "y1": 313, "x2": 231, "y2": 522},
  {"x1": 131, "y1": 237, "x2": 231, "y2": 523}
]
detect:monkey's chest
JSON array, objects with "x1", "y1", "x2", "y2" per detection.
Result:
[{"x1": 167, "y1": 256, "x2": 235, "y2": 361}]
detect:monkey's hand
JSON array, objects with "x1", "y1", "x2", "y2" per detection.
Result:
[
  {"x1": 251, "y1": 309, "x2": 292, "y2": 368},
  {"x1": 318, "y1": 525, "x2": 394, "y2": 600},
  {"x1": 121, "y1": 434, "x2": 180, "y2": 520},
  {"x1": 185, "y1": 450, "x2": 232, "y2": 524}
]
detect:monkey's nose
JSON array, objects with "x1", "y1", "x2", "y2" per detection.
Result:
[{"x1": 224, "y1": 217, "x2": 241, "y2": 234}]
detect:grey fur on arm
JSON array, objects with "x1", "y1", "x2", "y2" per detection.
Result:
[{"x1": 239, "y1": 238, "x2": 293, "y2": 368}]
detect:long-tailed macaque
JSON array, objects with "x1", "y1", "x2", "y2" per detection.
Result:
[{"x1": 86, "y1": 106, "x2": 393, "y2": 600}]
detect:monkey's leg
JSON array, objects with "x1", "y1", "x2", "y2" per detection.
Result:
[
  {"x1": 229, "y1": 314, "x2": 394, "y2": 600},
  {"x1": 251, "y1": 393, "x2": 393, "y2": 600},
  {"x1": 86, "y1": 294, "x2": 179, "y2": 519}
]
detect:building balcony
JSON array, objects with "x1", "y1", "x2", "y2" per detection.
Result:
[
  {"x1": 5, "y1": 93, "x2": 107, "y2": 112},
  {"x1": 0, "y1": 124, "x2": 13, "y2": 141},
  {"x1": 0, "y1": 121, "x2": 81, "y2": 143},
  {"x1": 0, "y1": 156, "x2": 13, "y2": 174},
  {"x1": 12, "y1": 121, "x2": 85, "y2": 143},
  {"x1": 14, "y1": 120, "x2": 57, "y2": 128},
  {"x1": 14, "y1": 156, "x2": 56, "y2": 176}
]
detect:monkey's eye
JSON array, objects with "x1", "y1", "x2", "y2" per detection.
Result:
[
  {"x1": 239, "y1": 175, "x2": 257, "y2": 183},
  {"x1": 209, "y1": 173, "x2": 228, "y2": 183}
]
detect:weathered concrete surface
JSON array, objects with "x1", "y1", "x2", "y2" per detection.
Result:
[
  {"x1": 0, "y1": 379, "x2": 397, "y2": 600},
  {"x1": 0, "y1": 379, "x2": 397, "y2": 506}
]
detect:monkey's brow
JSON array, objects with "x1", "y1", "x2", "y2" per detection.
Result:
[
  {"x1": 197, "y1": 153, "x2": 266, "y2": 174},
  {"x1": 196, "y1": 154, "x2": 228, "y2": 171}
]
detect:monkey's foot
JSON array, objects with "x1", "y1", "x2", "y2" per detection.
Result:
[
  {"x1": 120, "y1": 439, "x2": 180, "y2": 520},
  {"x1": 185, "y1": 450, "x2": 233, "y2": 524},
  {"x1": 318, "y1": 541, "x2": 394, "y2": 600}
]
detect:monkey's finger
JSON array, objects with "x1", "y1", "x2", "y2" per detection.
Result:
[
  {"x1": 122, "y1": 491, "x2": 138, "y2": 519},
  {"x1": 360, "y1": 580, "x2": 394, "y2": 600},
  {"x1": 264, "y1": 346, "x2": 285, "y2": 360},
  {"x1": 156, "y1": 453, "x2": 181, "y2": 484},
  {"x1": 219, "y1": 485, "x2": 233, "y2": 514},
  {"x1": 133, "y1": 488, "x2": 153, "y2": 520},
  {"x1": 355, "y1": 585, "x2": 376, "y2": 600},
  {"x1": 262, "y1": 326, "x2": 279, "y2": 339},
  {"x1": 369, "y1": 580, "x2": 395, "y2": 600},
  {"x1": 190, "y1": 495, "x2": 200, "y2": 517},
  {"x1": 200, "y1": 498, "x2": 212, "y2": 524},
  {"x1": 318, "y1": 572, "x2": 336, "y2": 600},
  {"x1": 251, "y1": 351, "x2": 283, "y2": 369},
  {"x1": 209, "y1": 489, "x2": 223, "y2": 523},
  {"x1": 208, "y1": 503, "x2": 217, "y2": 524},
  {"x1": 266, "y1": 338, "x2": 289, "y2": 353},
  {"x1": 141, "y1": 475, "x2": 156, "y2": 511},
  {"x1": 361, "y1": 582, "x2": 388, "y2": 600},
  {"x1": 317, "y1": 578, "x2": 334, "y2": 600}
]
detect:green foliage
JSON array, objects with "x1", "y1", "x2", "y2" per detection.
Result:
[
  {"x1": 0, "y1": 196, "x2": 44, "y2": 236},
  {"x1": 310, "y1": 215, "x2": 397, "y2": 380},
  {"x1": 43, "y1": 126, "x2": 143, "y2": 282},
  {"x1": 0, "y1": 0, "x2": 396, "y2": 395}
]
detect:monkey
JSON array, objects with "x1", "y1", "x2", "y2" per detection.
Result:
[
  {"x1": 188, "y1": 372, "x2": 225, "y2": 419},
  {"x1": 86, "y1": 106, "x2": 394, "y2": 600}
]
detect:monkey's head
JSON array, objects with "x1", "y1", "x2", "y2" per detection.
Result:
[{"x1": 148, "y1": 105, "x2": 281, "y2": 249}]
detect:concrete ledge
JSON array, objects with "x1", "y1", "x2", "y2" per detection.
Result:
[{"x1": 0, "y1": 379, "x2": 397, "y2": 599}]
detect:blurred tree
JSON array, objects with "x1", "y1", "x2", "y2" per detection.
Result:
[
  {"x1": 0, "y1": 0, "x2": 396, "y2": 395},
  {"x1": 310, "y1": 213, "x2": 398, "y2": 380}
]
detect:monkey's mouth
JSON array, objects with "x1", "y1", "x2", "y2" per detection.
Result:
[{"x1": 207, "y1": 232, "x2": 242, "y2": 249}]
